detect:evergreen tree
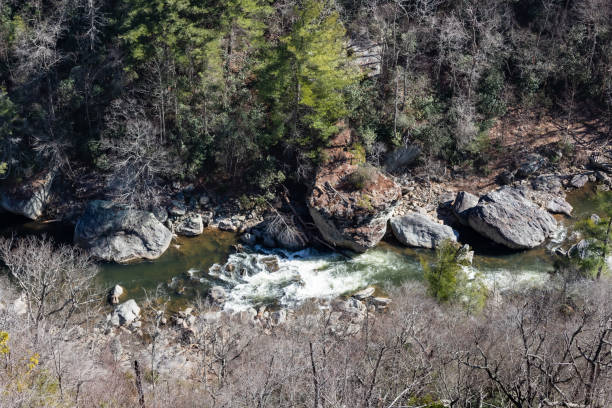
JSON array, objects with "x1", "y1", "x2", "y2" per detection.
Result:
[
  {"x1": 422, "y1": 240, "x2": 486, "y2": 312},
  {"x1": 259, "y1": 0, "x2": 360, "y2": 148}
]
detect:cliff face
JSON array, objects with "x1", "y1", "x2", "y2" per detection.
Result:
[{"x1": 307, "y1": 126, "x2": 401, "y2": 252}]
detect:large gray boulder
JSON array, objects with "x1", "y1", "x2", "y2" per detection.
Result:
[
  {"x1": 452, "y1": 191, "x2": 479, "y2": 226},
  {"x1": 74, "y1": 200, "x2": 172, "y2": 263},
  {"x1": 467, "y1": 187, "x2": 557, "y2": 249},
  {"x1": 0, "y1": 171, "x2": 54, "y2": 220},
  {"x1": 390, "y1": 212, "x2": 458, "y2": 249}
]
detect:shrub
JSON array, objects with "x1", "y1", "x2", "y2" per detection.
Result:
[
  {"x1": 421, "y1": 240, "x2": 487, "y2": 311},
  {"x1": 346, "y1": 164, "x2": 377, "y2": 190}
]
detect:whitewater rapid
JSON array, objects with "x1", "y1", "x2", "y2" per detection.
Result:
[{"x1": 199, "y1": 245, "x2": 552, "y2": 312}]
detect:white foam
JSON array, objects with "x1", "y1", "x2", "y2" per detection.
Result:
[
  {"x1": 206, "y1": 247, "x2": 552, "y2": 312},
  {"x1": 219, "y1": 249, "x2": 375, "y2": 312}
]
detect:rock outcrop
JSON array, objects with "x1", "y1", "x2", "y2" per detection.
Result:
[
  {"x1": 74, "y1": 200, "x2": 172, "y2": 263},
  {"x1": 0, "y1": 170, "x2": 54, "y2": 220},
  {"x1": 467, "y1": 187, "x2": 557, "y2": 249},
  {"x1": 390, "y1": 212, "x2": 458, "y2": 249},
  {"x1": 307, "y1": 125, "x2": 401, "y2": 253}
]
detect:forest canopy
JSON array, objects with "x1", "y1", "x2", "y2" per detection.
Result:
[{"x1": 0, "y1": 0, "x2": 610, "y2": 199}]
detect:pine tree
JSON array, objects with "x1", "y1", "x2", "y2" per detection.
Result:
[{"x1": 258, "y1": 0, "x2": 360, "y2": 148}]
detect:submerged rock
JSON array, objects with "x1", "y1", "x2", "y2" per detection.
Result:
[
  {"x1": 0, "y1": 170, "x2": 54, "y2": 220},
  {"x1": 74, "y1": 200, "x2": 172, "y2": 263},
  {"x1": 390, "y1": 212, "x2": 458, "y2": 249},
  {"x1": 308, "y1": 125, "x2": 401, "y2": 252},
  {"x1": 467, "y1": 187, "x2": 557, "y2": 249}
]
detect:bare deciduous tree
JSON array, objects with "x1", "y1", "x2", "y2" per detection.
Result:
[
  {"x1": 99, "y1": 98, "x2": 181, "y2": 208},
  {"x1": 0, "y1": 235, "x2": 100, "y2": 331}
]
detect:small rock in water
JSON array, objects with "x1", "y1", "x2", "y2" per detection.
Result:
[
  {"x1": 546, "y1": 197, "x2": 573, "y2": 216},
  {"x1": 108, "y1": 284, "x2": 124, "y2": 305},
  {"x1": 174, "y1": 213, "x2": 204, "y2": 236},
  {"x1": 261, "y1": 256, "x2": 280, "y2": 272},
  {"x1": 390, "y1": 212, "x2": 458, "y2": 249},
  {"x1": 591, "y1": 214, "x2": 601, "y2": 224},
  {"x1": 352, "y1": 287, "x2": 375, "y2": 300},
  {"x1": 570, "y1": 174, "x2": 589, "y2": 189}
]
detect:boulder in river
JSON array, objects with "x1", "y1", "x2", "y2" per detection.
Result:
[
  {"x1": 308, "y1": 125, "x2": 401, "y2": 253},
  {"x1": 390, "y1": 212, "x2": 458, "y2": 249},
  {"x1": 467, "y1": 187, "x2": 557, "y2": 249},
  {"x1": 175, "y1": 213, "x2": 204, "y2": 236},
  {"x1": 0, "y1": 170, "x2": 54, "y2": 220},
  {"x1": 74, "y1": 200, "x2": 172, "y2": 263}
]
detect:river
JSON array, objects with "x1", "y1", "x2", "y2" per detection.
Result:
[{"x1": 1, "y1": 185, "x2": 610, "y2": 311}]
